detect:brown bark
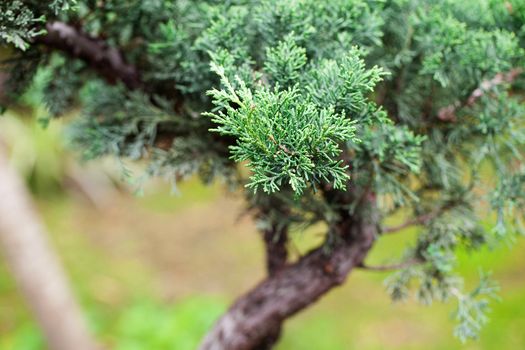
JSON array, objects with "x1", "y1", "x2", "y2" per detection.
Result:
[
  {"x1": 33, "y1": 21, "x2": 185, "y2": 109},
  {"x1": 199, "y1": 195, "x2": 377, "y2": 350},
  {"x1": 35, "y1": 21, "x2": 142, "y2": 90},
  {"x1": 262, "y1": 224, "x2": 288, "y2": 275},
  {"x1": 0, "y1": 144, "x2": 100, "y2": 350},
  {"x1": 255, "y1": 222, "x2": 289, "y2": 349}
]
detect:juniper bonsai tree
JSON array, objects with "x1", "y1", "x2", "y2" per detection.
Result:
[{"x1": 1, "y1": 0, "x2": 525, "y2": 349}]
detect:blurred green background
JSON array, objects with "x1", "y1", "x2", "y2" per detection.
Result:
[{"x1": 0, "y1": 112, "x2": 524, "y2": 350}]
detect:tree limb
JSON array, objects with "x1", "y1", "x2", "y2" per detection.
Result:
[
  {"x1": 262, "y1": 223, "x2": 289, "y2": 276},
  {"x1": 200, "y1": 194, "x2": 377, "y2": 350},
  {"x1": 32, "y1": 21, "x2": 226, "y2": 151},
  {"x1": 382, "y1": 208, "x2": 443, "y2": 234},
  {"x1": 250, "y1": 220, "x2": 290, "y2": 349},
  {"x1": 437, "y1": 68, "x2": 524, "y2": 122},
  {"x1": 35, "y1": 21, "x2": 142, "y2": 90},
  {"x1": 257, "y1": 201, "x2": 291, "y2": 276},
  {"x1": 0, "y1": 143, "x2": 100, "y2": 350}
]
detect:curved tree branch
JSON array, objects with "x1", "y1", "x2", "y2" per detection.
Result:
[
  {"x1": 258, "y1": 222, "x2": 289, "y2": 349},
  {"x1": 32, "y1": 21, "x2": 229, "y2": 152},
  {"x1": 35, "y1": 21, "x2": 142, "y2": 90},
  {"x1": 257, "y1": 201, "x2": 291, "y2": 276},
  {"x1": 200, "y1": 194, "x2": 377, "y2": 350}
]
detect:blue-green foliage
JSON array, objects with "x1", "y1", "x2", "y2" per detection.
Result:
[
  {"x1": 0, "y1": 1, "x2": 43, "y2": 50},
  {"x1": 0, "y1": 1, "x2": 78, "y2": 50},
  {"x1": 206, "y1": 44, "x2": 390, "y2": 194},
  {"x1": 70, "y1": 82, "x2": 172, "y2": 161},
  {"x1": 2, "y1": 0, "x2": 525, "y2": 343}
]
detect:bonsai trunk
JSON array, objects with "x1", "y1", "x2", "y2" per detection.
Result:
[{"x1": 199, "y1": 194, "x2": 377, "y2": 350}]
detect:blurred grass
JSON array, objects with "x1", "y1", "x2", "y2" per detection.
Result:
[
  {"x1": 1, "y1": 115, "x2": 525, "y2": 349},
  {"x1": 1, "y1": 184, "x2": 524, "y2": 350}
]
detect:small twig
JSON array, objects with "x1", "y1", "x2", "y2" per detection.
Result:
[
  {"x1": 437, "y1": 68, "x2": 524, "y2": 122},
  {"x1": 358, "y1": 258, "x2": 423, "y2": 272},
  {"x1": 382, "y1": 207, "x2": 443, "y2": 234},
  {"x1": 269, "y1": 134, "x2": 296, "y2": 155}
]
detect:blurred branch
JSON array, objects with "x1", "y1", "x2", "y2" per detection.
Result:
[
  {"x1": 200, "y1": 189, "x2": 377, "y2": 350},
  {"x1": 437, "y1": 68, "x2": 524, "y2": 122},
  {"x1": 32, "y1": 21, "x2": 223, "y2": 151},
  {"x1": 358, "y1": 258, "x2": 423, "y2": 271},
  {"x1": 262, "y1": 223, "x2": 289, "y2": 275},
  {"x1": 35, "y1": 21, "x2": 142, "y2": 90},
  {"x1": 0, "y1": 143, "x2": 100, "y2": 350},
  {"x1": 28, "y1": 20, "x2": 237, "y2": 162},
  {"x1": 382, "y1": 208, "x2": 442, "y2": 234},
  {"x1": 34, "y1": 21, "x2": 184, "y2": 108},
  {"x1": 382, "y1": 199, "x2": 461, "y2": 234}
]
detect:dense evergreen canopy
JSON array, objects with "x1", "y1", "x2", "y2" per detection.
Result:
[{"x1": 1, "y1": 0, "x2": 524, "y2": 348}]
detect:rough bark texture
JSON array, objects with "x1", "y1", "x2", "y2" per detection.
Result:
[
  {"x1": 262, "y1": 224, "x2": 288, "y2": 275},
  {"x1": 35, "y1": 21, "x2": 142, "y2": 90},
  {"x1": 255, "y1": 222, "x2": 289, "y2": 349},
  {"x1": 0, "y1": 145, "x2": 100, "y2": 350},
  {"x1": 199, "y1": 193, "x2": 377, "y2": 350}
]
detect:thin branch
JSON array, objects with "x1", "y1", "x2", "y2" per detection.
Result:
[
  {"x1": 382, "y1": 207, "x2": 443, "y2": 234},
  {"x1": 358, "y1": 258, "x2": 423, "y2": 272},
  {"x1": 437, "y1": 68, "x2": 524, "y2": 122}
]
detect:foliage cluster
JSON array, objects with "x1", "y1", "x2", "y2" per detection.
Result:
[{"x1": 1, "y1": 0, "x2": 525, "y2": 342}]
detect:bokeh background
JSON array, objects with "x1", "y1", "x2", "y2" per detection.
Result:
[{"x1": 0, "y1": 108, "x2": 524, "y2": 350}]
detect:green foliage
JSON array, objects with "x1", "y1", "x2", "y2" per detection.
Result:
[
  {"x1": 264, "y1": 35, "x2": 307, "y2": 89},
  {"x1": 0, "y1": 1, "x2": 43, "y2": 50},
  {"x1": 2, "y1": 0, "x2": 525, "y2": 344},
  {"x1": 206, "y1": 58, "x2": 363, "y2": 194},
  {"x1": 492, "y1": 167, "x2": 525, "y2": 236},
  {"x1": 0, "y1": 1, "x2": 78, "y2": 49},
  {"x1": 73, "y1": 83, "x2": 173, "y2": 161},
  {"x1": 41, "y1": 55, "x2": 84, "y2": 117},
  {"x1": 114, "y1": 297, "x2": 225, "y2": 350},
  {"x1": 452, "y1": 274, "x2": 499, "y2": 343},
  {"x1": 49, "y1": 0, "x2": 77, "y2": 15}
]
